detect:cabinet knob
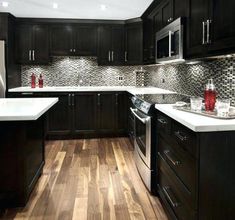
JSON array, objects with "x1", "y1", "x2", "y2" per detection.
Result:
[
  {"x1": 73, "y1": 49, "x2": 76, "y2": 52},
  {"x1": 70, "y1": 49, "x2": 73, "y2": 52}
]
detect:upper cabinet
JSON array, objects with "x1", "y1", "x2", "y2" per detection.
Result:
[
  {"x1": 97, "y1": 25, "x2": 125, "y2": 65},
  {"x1": 125, "y1": 21, "x2": 143, "y2": 65},
  {"x1": 15, "y1": 24, "x2": 50, "y2": 64},
  {"x1": 50, "y1": 24, "x2": 97, "y2": 56},
  {"x1": 187, "y1": 0, "x2": 235, "y2": 58}
]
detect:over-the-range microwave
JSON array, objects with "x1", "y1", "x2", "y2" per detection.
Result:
[{"x1": 155, "y1": 17, "x2": 185, "y2": 64}]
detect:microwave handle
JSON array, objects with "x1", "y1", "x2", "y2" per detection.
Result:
[{"x1": 169, "y1": 31, "x2": 172, "y2": 57}]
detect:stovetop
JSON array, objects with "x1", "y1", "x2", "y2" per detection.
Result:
[{"x1": 132, "y1": 93, "x2": 191, "y2": 115}]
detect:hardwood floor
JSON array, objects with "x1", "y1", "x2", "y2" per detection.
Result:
[{"x1": 0, "y1": 138, "x2": 168, "y2": 220}]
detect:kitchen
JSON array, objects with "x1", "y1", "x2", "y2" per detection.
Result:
[{"x1": 0, "y1": 0, "x2": 235, "y2": 219}]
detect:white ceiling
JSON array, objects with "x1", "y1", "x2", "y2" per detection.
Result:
[{"x1": 0, "y1": 0, "x2": 153, "y2": 20}]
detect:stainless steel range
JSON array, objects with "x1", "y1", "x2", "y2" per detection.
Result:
[{"x1": 131, "y1": 93, "x2": 190, "y2": 193}]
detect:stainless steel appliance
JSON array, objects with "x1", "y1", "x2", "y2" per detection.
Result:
[
  {"x1": 0, "y1": 40, "x2": 6, "y2": 98},
  {"x1": 131, "y1": 94, "x2": 190, "y2": 193},
  {"x1": 155, "y1": 17, "x2": 185, "y2": 64}
]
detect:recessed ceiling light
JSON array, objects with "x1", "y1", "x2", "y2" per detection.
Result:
[
  {"x1": 2, "y1": 2, "x2": 9, "y2": 7},
  {"x1": 100, "y1": 4, "x2": 107, "y2": 10},
  {"x1": 52, "y1": 3, "x2": 58, "y2": 9}
]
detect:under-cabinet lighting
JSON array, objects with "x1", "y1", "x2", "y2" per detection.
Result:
[
  {"x1": 2, "y1": 1, "x2": 9, "y2": 7},
  {"x1": 52, "y1": 3, "x2": 58, "y2": 9}
]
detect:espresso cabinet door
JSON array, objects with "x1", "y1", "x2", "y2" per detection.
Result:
[
  {"x1": 74, "y1": 25, "x2": 97, "y2": 56},
  {"x1": 161, "y1": 0, "x2": 173, "y2": 27},
  {"x1": 97, "y1": 26, "x2": 112, "y2": 65},
  {"x1": 73, "y1": 93, "x2": 97, "y2": 135},
  {"x1": 32, "y1": 25, "x2": 50, "y2": 64},
  {"x1": 116, "y1": 93, "x2": 128, "y2": 135},
  {"x1": 15, "y1": 25, "x2": 32, "y2": 64},
  {"x1": 208, "y1": 0, "x2": 235, "y2": 55},
  {"x1": 46, "y1": 94, "x2": 71, "y2": 136},
  {"x1": 97, "y1": 93, "x2": 116, "y2": 133},
  {"x1": 186, "y1": 0, "x2": 210, "y2": 58},
  {"x1": 125, "y1": 23, "x2": 143, "y2": 65},
  {"x1": 50, "y1": 25, "x2": 73, "y2": 56}
]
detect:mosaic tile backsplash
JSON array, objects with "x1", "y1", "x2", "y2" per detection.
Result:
[
  {"x1": 21, "y1": 57, "x2": 141, "y2": 87},
  {"x1": 145, "y1": 57, "x2": 235, "y2": 105},
  {"x1": 21, "y1": 56, "x2": 235, "y2": 104}
]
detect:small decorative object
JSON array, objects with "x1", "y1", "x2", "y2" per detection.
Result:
[
  {"x1": 31, "y1": 73, "x2": 36, "y2": 88},
  {"x1": 190, "y1": 97, "x2": 203, "y2": 112},
  {"x1": 204, "y1": 78, "x2": 216, "y2": 111},
  {"x1": 38, "y1": 74, "x2": 43, "y2": 88},
  {"x1": 216, "y1": 99, "x2": 230, "y2": 117}
]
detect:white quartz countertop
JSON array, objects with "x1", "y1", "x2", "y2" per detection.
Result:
[
  {"x1": 0, "y1": 98, "x2": 58, "y2": 121},
  {"x1": 155, "y1": 104, "x2": 235, "y2": 132},
  {"x1": 8, "y1": 86, "x2": 176, "y2": 95}
]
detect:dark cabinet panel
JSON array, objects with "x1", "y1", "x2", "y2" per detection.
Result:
[
  {"x1": 15, "y1": 25, "x2": 32, "y2": 64},
  {"x1": 46, "y1": 94, "x2": 71, "y2": 136},
  {"x1": 162, "y1": 0, "x2": 173, "y2": 27},
  {"x1": 73, "y1": 93, "x2": 97, "y2": 134},
  {"x1": 116, "y1": 93, "x2": 128, "y2": 134},
  {"x1": 16, "y1": 24, "x2": 50, "y2": 64},
  {"x1": 33, "y1": 25, "x2": 49, "y2": 63},
  {"x1": 97, "y1": 93, "x2": 116, "y2": 132},
  {"x1": 74, "y1": 25, "x2": 97, "y2": 56},
  {"x1": 50, "y1": 25, "x2": 73, "y2": 56},
  {"x1": 186, "y1": 0, "x2": 209, "y2": 58},
  {"x1": 98, "y1": 25, "x2": 124, "y2": 65},
  {"x1": 125, "y1": 22, "x2": 143, "y2": 65},
  {"x1": 173, "y1": 0, "x2": 188, "y2": 19},
  {"x1": 208, "y1": 0, "x2": 235, "y2": 54}
]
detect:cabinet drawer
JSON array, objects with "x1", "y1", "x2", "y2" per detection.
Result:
[
  {"x1": 172, "y1": 121, "x2": 197, "y2": 158},
  {"x1": 158, "y1": 138, "x2": 197, "y2": 209},
  {"x1": 158, "y1": 154, "x2": 197, "y2": 220},
  {"x1": 157, "y1": 112, "x2": 171, "y2": 138}
]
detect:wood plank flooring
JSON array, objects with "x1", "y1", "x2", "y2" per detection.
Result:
[{"x1": 0, "y1": 138, "x2": 168, "y2": 220}]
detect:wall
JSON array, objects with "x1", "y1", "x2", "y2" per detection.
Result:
[
  {"x1": 21, "y1": 57, "x2": 140, "y2": 87},
  {"x1": 145, "y1": 57, "x2": 235, "y2": 105}
]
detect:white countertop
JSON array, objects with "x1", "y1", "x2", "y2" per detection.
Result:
[
  {"x1": 0, "y1": 98, "x2": 58, "y2": 121},
  {"x1": 155, "y1": 104, "x2": 235, "y2": 132},
  {"x1": 8, "y1": 86, "x2": 176, "y2": 95}
]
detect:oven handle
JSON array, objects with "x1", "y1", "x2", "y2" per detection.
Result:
[{"x1": 130, "y1": 108, "x2": 150, "y2": 124}]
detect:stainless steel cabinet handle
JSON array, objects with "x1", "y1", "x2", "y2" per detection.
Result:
[
  {"x1": 164, "y1": 150, "x2": 181, "y2": 166},
  {"x1": 157, "y1": 118, "x2": 167, "y2": 125},
  {"x1": 202, "y1": 21, "x2": 206, "y2": 45},
  {"x1": 174, "y1": 131, "x2": 187, "y2": 142},
  {"x1": 22, "y1": 92, "x2": 34, "y2": 95},
  {"x1": 112, "y1": 51, "x2": 114, "y2": 62},
  {"x1": 125, "y1": 51, "x2": 128, "y2": 62},
  {"x1": 32, "y1": 50, "x2": 35, "y2": 61},
  {"x1": 207, "y1": 19, "x2": 212, "y2": 44},
  {"x1": 73, "y1": 49, "x2": 76, "y2": 52},
  {"x1": 29, "y1": 50, "x2": 31, "y2": 61},
  {"x1": 108, "y1": 51, "x2": 111, "y2": 62},
  {"x1": 72, "y1": 94, "x2": 75, "y2": 106},
  {"x1": 130, "y1": 107, "x2": 150, "y2": 124},
  {"x1": 169, "y1": 31, "x2": 172, "y2": 57},
  {"x1": 163, "y1": 186, "x2": 181, "y2": 208},
  {"x1": 68, "y1": 94, "x2": 71, "y2": 106},
  {"x1": 115, "y1": 94, "x2": 118, "y2": 105},
  {"x1": 97, "y1": 93, "x2": 101, "y2": 105},
  {"x1": 70, "y1": 49, "x2": 73, "y2": 52}
]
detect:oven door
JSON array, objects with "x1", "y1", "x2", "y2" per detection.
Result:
[{"x1": 130, "y1": 107, "x2": 151, "y2": 168}]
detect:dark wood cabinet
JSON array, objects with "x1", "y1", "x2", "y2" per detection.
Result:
[
  {"x1": 156, "y1": 111, "x2": 235, "y2": 220},
  {"x1": 97, "y1": 92, "x2": 116, "y2": 133},
  {"x1": 46, "y1": 93, "x2": 71, "y2": 136},
  {"x1": 50, "y1": 24, "x2": 97, "y2": 56},
  {"x1": 98, "y1": 25, "x2": 125, "y2": 65},
  {"x1": 187, "y1": 0, "x2": 235, "y2": 58},
  {"x1": 16, "y1": 24, "x2": 49, "y2": 64},
  {"x1": 125, "y1": 22, "x2": 143, "y2": 65},
  {"x1": 72, "y1": 93, "x2": 97, "y2": 135},
  {"x1": 50, "y1": 25, "x2": 73, "y2": 56},
  {"x1": 116, "y1": 93, "x2": 128, "y2": 135}
]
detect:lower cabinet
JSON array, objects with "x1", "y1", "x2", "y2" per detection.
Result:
[{"x1": 156, "y1": 110, "x2": 235, "y2": 220}]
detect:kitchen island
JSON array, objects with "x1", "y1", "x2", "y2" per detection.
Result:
[{"x1": 0, "y1": 98, "x2": 58, "y2": 208}]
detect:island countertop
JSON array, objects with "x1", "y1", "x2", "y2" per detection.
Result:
[{"x1": 0, "y1": 98, "x2": 58, "y2": 121}]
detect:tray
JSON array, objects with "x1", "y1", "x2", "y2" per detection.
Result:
[{"x1": 173, "y1": 104, "x2": 235, "y2": 120}]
